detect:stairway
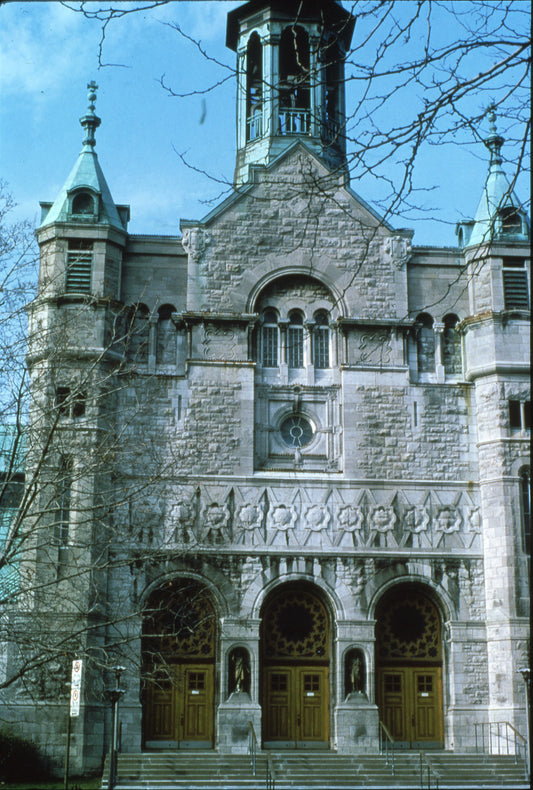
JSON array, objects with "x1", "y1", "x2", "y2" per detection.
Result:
[{"x1": 101, "y1": 750, "x2": 529, "y2": 789}]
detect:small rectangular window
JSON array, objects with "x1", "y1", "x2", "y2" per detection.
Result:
[
  {"x1": 71, "y1": 392, "x2": 86, "y2": 418},
  {"x1": 55, "y1": 387, "x2": 70, "y2": 415},
  {"x1": 287, "y1": 327, "x2": 304, "y2": 368},
  {"x1": 509, "y1": 399, "x2": 530, "y2": 431},
  {"x1": 66, "y1": 240, "x2": 93, "y2": 293},
  {"x1": 261, "y1": 326, "x2": 278, "y2": 367},
  {"x1": 503, "y1": 259, "x2": 529, "y2": 310}
]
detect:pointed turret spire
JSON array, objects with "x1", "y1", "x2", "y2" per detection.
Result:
[
  {"x1": 80, "y1": 81, "x2": 101, "y2": 150},
  {"x1": 39, "y1": 81, "x2": 128, "y2": 231},
  {"x1": 456, "y1": 103, "x2": 529, "y2": 248}
]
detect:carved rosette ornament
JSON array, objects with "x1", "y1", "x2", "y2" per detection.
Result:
[
  {"x1": 435, "y1": 506, "x2": 462, "y2": 533},
  {"x1": 405, "y1": 506, "x2": 430, "y2": 533},
  {"x1": 305, "y1": 504, "x2": 330, "y2": 532},
  {"x1": 168, "y1": 500, "x2": 196, "y2": 545},
  {"x1": 267, "y1": 504, "x2": 297, "y2": 545},
  {"x1": 236, "y1": 503, "x2": 265, "y2": 545},
  {"x1": 202, "y1": 502, "x2": 231, "y2": 543},
  {"x1": 370, "y1": 505, "x2": 397, "y2": 532},
  {"x1": 336, "y1": 504, "x2": 363, "y2": 547}
]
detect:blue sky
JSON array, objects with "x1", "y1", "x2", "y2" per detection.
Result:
[{"x1": 0, "y1": 0, "x2": 529, "y2": 245}]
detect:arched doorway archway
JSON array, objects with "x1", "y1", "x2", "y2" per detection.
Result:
[
  {"x1": 375, "y1": 585, "x2": 444, "y2": 749},
  {"x1": 142, "y1": 579, "x2": 216, "y2": 749},
  {"x1": 260, "y1": 582, "x2": 331, "y2": 749}
]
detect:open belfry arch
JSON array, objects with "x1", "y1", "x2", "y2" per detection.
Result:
[{"x1": 7, "y1": 0, "x2": 529, "y2": 777}]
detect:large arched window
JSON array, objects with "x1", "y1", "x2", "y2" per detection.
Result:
[
  {"x1": 520, "y1": 467, "x2": 531, "y2": 555},
  {"x1": 260, "y1": 309, "x2": 279, "y2": 367},
  {"x1": 246, "y1": 32, "x2": 262, "y2": 141},
  {"x1": 128, "y1": 302, "x2": 149, "y2": 362},
  {"x1": 416, "y1": 313, "x2": 435, "y2": 375},
  {"x1": 313, "y1": 311, "x2": 330, "y2": 369},
  {"x1": 156, "y1": 304, "x2": 176, "y2": 364},
  {"x1": 443, "y1": 314, "x2": 461, "y2": 376},
  {"x1": 279, "y1": 26, "x2": 310, "y2": 134},
  {"x1": 287, "y1": 311, "x2": 304, "y2": 368}
]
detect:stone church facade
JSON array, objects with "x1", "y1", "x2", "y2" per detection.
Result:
[{"x1": 10, "y1": 0, "x2": 531, "y2": 775}]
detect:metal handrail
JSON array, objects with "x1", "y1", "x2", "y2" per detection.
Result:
[
  {"x1": 474, "y1": 721, "x2": 528, "y2": 779},
  {"x1": 248, "y1": 721, "x2": 257, "y2": 777},
  {"x1": 266, "y1": 753, "x2": 276, "y2": 790},
  {"x1": 379, "y1": 720, "x2": 395, "y2": 775},
  {"x1": 419, "y1": 752, "x2": 440, "y2": 789}
]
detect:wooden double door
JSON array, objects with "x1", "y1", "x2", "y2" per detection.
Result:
[
  {"x1": 263, "y1": 666, "x2": 329, "y2": 748},
  {"x1": 145, "y1": 663, "x2": 214, "y2": 748},
  {"x1": 377, "y1": 666, "x2": 443, "y2": 748}
]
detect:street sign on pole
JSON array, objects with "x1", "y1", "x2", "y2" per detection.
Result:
[{"x1": 70, "y1": 659, "x2": 83, "y2": 717}]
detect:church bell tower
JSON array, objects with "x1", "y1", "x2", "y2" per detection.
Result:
[{"x1": 226, "y1": 0, "x2": 355, "y2": 186}]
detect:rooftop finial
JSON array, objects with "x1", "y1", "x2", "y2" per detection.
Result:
[
  {"x1": 80, "y1": 80, "x2": 101, "y2": 150},
  {"x1": 485, "y1": 102, "x2": 503, "y2": 170}
]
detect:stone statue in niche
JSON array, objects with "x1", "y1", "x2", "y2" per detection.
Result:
[
  {"x1": 229, "y1": 647, "x2": 250, "y2": 697},
  {"x1": 344, "y1": 648, "x2": 367, "y2": 701}
]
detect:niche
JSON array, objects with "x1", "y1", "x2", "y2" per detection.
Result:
[
  {"x1": 344, "y1": 648, "x2": 366, "y2": 699},
  {"x1": 228, "y1": 647, "x2": 250, "y2": 697}
]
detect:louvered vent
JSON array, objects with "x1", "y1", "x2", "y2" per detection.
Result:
[
  {"x1": 66, "y1": 241, "x2": 93, "y2": 293},
  {"x1": 503, "y1": 268, "x2": 529, "y2": 310}
]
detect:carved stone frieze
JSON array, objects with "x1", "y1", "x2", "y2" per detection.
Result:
[{"x1": 155, "y1": 484, "x2": 482, "y2": 553}]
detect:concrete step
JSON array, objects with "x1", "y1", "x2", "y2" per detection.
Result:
[{"x1": 101, "y1": 751, "x2": 530, "y2": 789}]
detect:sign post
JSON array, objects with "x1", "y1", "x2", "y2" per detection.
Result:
[{"x1": 64, "y1": 660, "x2": 83, "y2": 790}]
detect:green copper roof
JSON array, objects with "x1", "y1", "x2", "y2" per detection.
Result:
[
  {"x1": 463, "y1": 105, "x2": 529, "y2": 248},
  {"x1": 39, "y1": 82, "x2": 126, "y2": 231}
]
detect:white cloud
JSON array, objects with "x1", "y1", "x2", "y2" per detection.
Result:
[{"x1": 0, "y1": 2, "x2": 100, "y2": 99}]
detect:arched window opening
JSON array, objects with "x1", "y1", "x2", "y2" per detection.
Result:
[
  {"x1": 128, "y1": 303, "x2": 149, "y2": 362},
  {"x1": 313, "y1": 311, "x2": 330, "y2": 369},
  {"x1": 142, "y1": 580, "x2": 216, "y2": 748},
  {"x1": 54, "y1": 459, "x2": 72, "y2": 578},
  {"x1": 246, "y1": 33, "x2": 262, "y2": 141},
  {"x1": 72, "y1": 192, "x2": 95, "y2": 215},
  {"x1": 520, "y1": 468, "x2": 531, "y2": 555},
  {"x1": 279, "y1": 26, "x2": 310, "y2": 134},
  {"x1": 500, "y1": 207, "x2": 522, "y2": 235},
  {"x1": 321, "y1": 38, "x2": 342, "y2": 144},
  {"x1": 416, "y1": 313, "x2": 435, "y2": 375},
  {"x1": 287, "y1": 311, "x2": 304, "y2": 368},
  {"x1": 443, "y1": 314, "x2": 461, "y2": 376},
  {"x1": 156, "y1": 304, "x2": 176, "y2": 364},
  {"x1": 260, "y1": 309, "x2": 279, "y2": 367}
]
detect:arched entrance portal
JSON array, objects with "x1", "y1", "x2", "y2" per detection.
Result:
[
  {"x1": 375, "y1": 585, "x2": 444, "y2": 749},
  {"x1": 260, "y1": 583, "x2": 330, "y2": 749},
  {"x1": 142, "y1": 580, "x2": 216, "y2": 749}
]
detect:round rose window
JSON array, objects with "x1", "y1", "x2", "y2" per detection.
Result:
[{"x1": 280, "y1": 415, "x2": 314, "y2": 448}]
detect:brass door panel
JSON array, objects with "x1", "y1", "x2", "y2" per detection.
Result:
[
  {"x1": 145, "y1": 663, "x2": 214, "y2": 748},
  {"x1": 263, "y1": 666, "x2": 328, "y2": 747},
  {"x1": 377, "y1": 666, "x2": 442, "y2": 748}
]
